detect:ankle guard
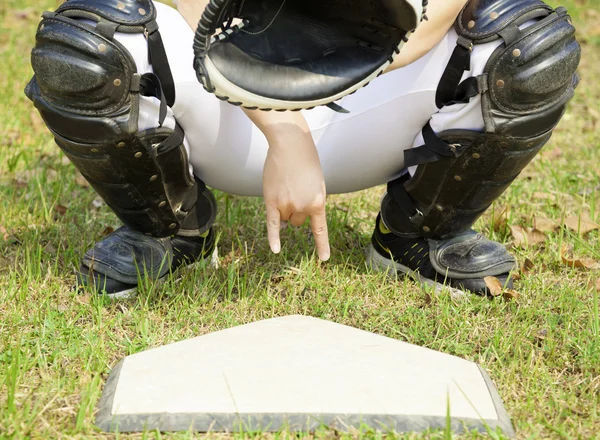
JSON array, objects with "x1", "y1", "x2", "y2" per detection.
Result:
[
  {"x1": 382, "y1": 0, "x2": 580, "y2": 239},
  {"x1": 25, "y1": 0, "x2": 214, "y2": 237}
]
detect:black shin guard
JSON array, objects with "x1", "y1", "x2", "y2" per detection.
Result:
[
  {"x1": 378, "y1": 0, "x2": 580, "y2": 289},
  {"x1": 26, "y1": 1, "x2": 217, "y2": 295},
  {"x1": 25, "y1": 0, "x2": 214, "y2": 237}
]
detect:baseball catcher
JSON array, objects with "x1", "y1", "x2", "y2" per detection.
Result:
[{"x1": 26, "y1": 0, "x2": 580, "y2": 298}]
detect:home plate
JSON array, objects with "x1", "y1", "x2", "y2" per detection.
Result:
[{"x1": 96, "y1": 315, "x2": 514, "y2": 436}]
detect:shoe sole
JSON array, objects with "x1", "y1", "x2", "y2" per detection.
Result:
[
  {"x1": 200, "y1": 0, "x2": 425, "y2": 111},
  {"x1": 365, "y1": 244, "x2": 467, "y2": 299}
]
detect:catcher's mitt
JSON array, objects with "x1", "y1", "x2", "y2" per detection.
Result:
[{"x1": 193, "y1": 0, "x2": 426, "y2": 111}]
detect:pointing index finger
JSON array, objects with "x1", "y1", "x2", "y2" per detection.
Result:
[
  {"x1": 310, "y1": 209, "x2": 330, "y2": 261},
  {"x1": 266, "y1": 204, "x2": 281, "y2": 254}
]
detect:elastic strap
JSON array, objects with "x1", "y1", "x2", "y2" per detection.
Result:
[
  {"x1": 140, "y1": 72, "x2": 168, "y2": 127},
  {"x1": 435, "y1": 36, "x2": 473, "y2": 108},
  {"x1": 404, "y1": 121, "x2": 459, "y2": 168},
  {"x1": 146, "y1": 20, "x2": 176, "y2": 107},
  {"x1": 387, "y1": 174, "x2": 423, "y2": 224}
]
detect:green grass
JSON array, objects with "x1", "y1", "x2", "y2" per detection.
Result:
[{"x1": 1, "y1": 0, "x2": 599, "y2": 438}]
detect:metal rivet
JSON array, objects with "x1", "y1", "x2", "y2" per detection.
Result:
[
  {"x1": 90, "y1": 148, "x2": 99, "y2": 153},
  {"x1": 490, "y1": 12, "x2": 499, "y2": 19},
  {"x1": 117, "y1": 141, "x2": 126, "y2": 148},
  {"x1": 512, "y1": 48, "x2": 521, "y2": 57},
  {"x1": 422, "y1": 226, "x2": 431, "y2": 233},
  {"x1": 158, "y1": 201, "x2": 167, "y2": 208},
  {"x1": 435, "y1": 204, "x2": 444, "y2": 212},
  {"x1": 496, "y1": 79, "x2": 505, "y2": 87},
  {"x1": 467, "y1": 20, "x2": 475, "y2": 29},
  {"x1": 113, "y1": 79, "x2": 122, "y2": 87},
  {"x1": 169, "y1": 223, "x2": 177, "y2": 229},
  {"x1": 134, "y1": 152, "x2": 143, "y2": 158},
  {"x1": 98, "y1": 43, "x2": 107, "y2": 52},
  {"x1": 149, "y1": 175, "x2": 158, "y2": 182},
  {"x1": 117, "y1": 2, "x2": 125, "y2": 9},
  {"x1": 138, "y1": 8, "x2": 146, "y2": 15},
  {"x1": 454, "y1": 175, "x2": 462, "y2": 181},
  {"x1": 472, "y1": 153, "x2": 481, "y2": 159}
]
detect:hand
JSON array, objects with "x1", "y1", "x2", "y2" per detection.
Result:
[{"x1": 262, "y1": 128, "x2": 330, "y2": 261}]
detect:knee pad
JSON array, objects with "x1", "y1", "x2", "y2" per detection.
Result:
[
  {"x1": 25, "y1": 0, "x2": 215, "y2": 237},
  {"x1": 382, "y1": 0, "x2": 581, "y2": 238}
]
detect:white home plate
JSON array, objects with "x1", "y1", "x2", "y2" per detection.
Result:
[{"x1": 96, "y1": 315, "x2": 514, "y2": 435}]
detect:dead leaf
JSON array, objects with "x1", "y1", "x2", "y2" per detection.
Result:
[
  {"x1": 101, "y1": 226, "x2": 115, "y2": 237},
  {"x1": 0, "y1": 226, "x2": 9, "y2": 241},
  {"x1": 509, "y1": 225, "x2": 547, "y2": 247},
  {"x1": 77, "y1": 294, "x2": 91, "y2": 305},
  {"x1": 491, "y1": 204, "x2": 510, "y2": 231},
  {"x1": 91, "y1": 198, "x2": 103, "y2": 209},
  {"x1": 43, "y1": 242, "x2": 57, "y2": 255},
  {"x1": 560, "y1": 244, "x2": 600, "y2": 270},
  {"x1": 541, "y1": 147, "x2": 563, "y2": 160},
  {"x1": 503, "y1": 289, "x2": 519, "y2": 301},
  {"x1": 484, "y1": 276, "x2": 503, "y2": 297},
  {"x1": 533, "y1": 216, "x2": 559, "y2": 233},
  {"x1": 13, "y1": 178, "x2": 28, "y2": 189},
  {"x1": 74, "y1": 172, "x2": 90, "y2": 188},
  {"x1": 13, "y1": 9, "x2": 35, "y2": 20},
  {"x1": 532, "y1": 192, "x2": 557, "y2": 202},
  {"x1": 535, "y1": 328, "x2": 548, "y2": 341},
  {"x1": 30, "y1": 110, "x2": 45, "y2": 133},
  {"x1": 522, "y1": 258, "x2": 535, "y2": 275},
  {"x1": 595, "y1": 279, "x2": 600, "y2": 292},
  {"x1": 54, "y1": 204, "x2": 68, "y2": 216},
  {"x1": 564, "y1": 213, "x2": 600, "y2": 235}
]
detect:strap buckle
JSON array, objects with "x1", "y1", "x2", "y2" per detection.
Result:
[
  {"x1": 456, "y1": 35, "x2": 473, "y2": 52},
  {"x1": 409, "y1": 208, "x2": 424, "y2": 224}
]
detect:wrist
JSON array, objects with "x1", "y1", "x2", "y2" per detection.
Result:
[{"x1": 243, "y1": 108, "x2": 310, "y2": 142}]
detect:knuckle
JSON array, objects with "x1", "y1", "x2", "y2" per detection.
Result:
[
  {"x1": 312, "y1": 225, "x2": 328, "y2": 235},
  {"x1": 267, "y1": 219, "x2": 280, "y2": 228}
]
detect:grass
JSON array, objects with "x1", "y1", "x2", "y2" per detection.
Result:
[{"x1": 1, "y1": 0, "x2": 599, "y2": 438}]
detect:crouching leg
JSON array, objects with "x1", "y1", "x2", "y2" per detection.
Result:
[
  {"x1": 369, "y1": 0, "x2": 581, "y2": 295},
  {"x1": 26, "y1": 0, "x2": 216, "y2": 297}
]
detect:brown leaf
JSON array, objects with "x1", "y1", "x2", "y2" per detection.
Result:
[
  {"x1": 484, "y1": 276, "x2": 503, "y2": 297},
  {"x1": 509, "y1": 225, "x2": 547, "y2": 247},
  {"x1": 54, "y1": 204, "x2": 68, "y2": 216},
  {"x1": 77, "y1": 294, "x2": 91, "y2": 305},
  {"x1": 101, "y1": 226, "x2": 115, "y2": 237},
  {"x1": 532, "y1": 192, "x2": 557, "y2": 202},
  {"x1": 533, "y1": 216, "x2": 559, "y2": 233},
  {"x1": 491, "y1": 204, "x2": 510, "y2": 232},
  {"x1": 0, "y1": 226, "x2": 9, "y2": 241},
  {"x1": 535, "y1": 328, "x2": 548, "y2": 341},
  {"x1": 13, "y1": 178, "x2": 28, "y2": 189},
  {"x1": 522, "y1": 258, "x2": 535, "y2": 275},
  {"x1": 564, "y1": 213, "x2": 600, "y2": 235},
  {"x1": 503, "y1": 289, "x2": 520, "y2": 301},
  {"x1": 30, "y1": 110, "x2": 45, "y2": 133},
  {"x1": 541, "y1": 147, "x2": 563, "y2": 160},
  {"x1": 75, "y1": 172, "x2": 90, "y2": 188},
  {"x1": 13, "y1": 9, "x2": 35, "y2": 20},
  {"x1": 43, "y1": 242, "x2": 57, "y2": 255},
  {"x1": 560, "y1": 244, "x2": 600, "y2": 270},
  {"x1": 588, "y1": 279, "x2": 600, "y2": 292}
]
